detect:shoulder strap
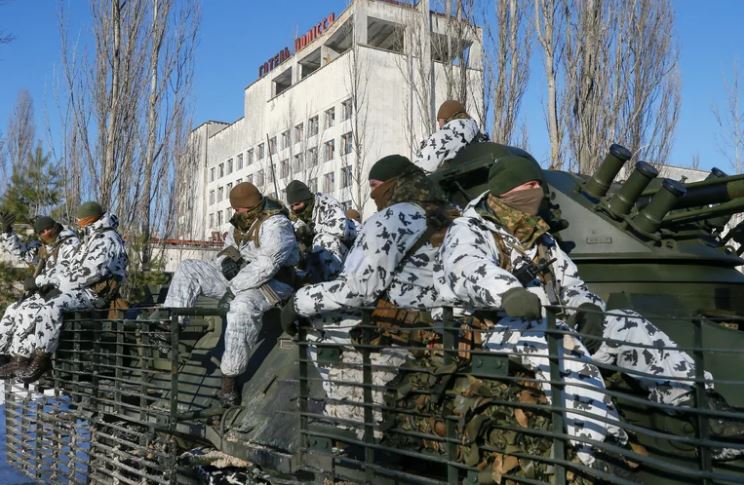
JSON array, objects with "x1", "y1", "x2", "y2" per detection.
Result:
[{"x1": 491, "y1": 231, "x2": 512, "y2": 272}]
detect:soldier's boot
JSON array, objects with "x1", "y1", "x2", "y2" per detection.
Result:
[
  {"x1": 707, "y1": 391, "x2": 744, "y2": 440},
  {"x1": 218, "y1": 376, "x2": 240, "y2": 407},
  {"x1": 0, "y1": 356, "x2": 30, "y2": 379},
  {"x1": 18, "y1": 351, "x2": 52, "y2": 383}
]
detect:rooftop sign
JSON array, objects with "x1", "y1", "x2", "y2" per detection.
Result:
[
  {"x1": 295, "y1": 13, "x2": 336, "y2": 53},
  {"x1": 257, "y1": 12, "x2": 337, "y2": 78}
]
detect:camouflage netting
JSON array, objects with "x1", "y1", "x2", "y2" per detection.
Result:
[{"x1": 382, "y1": 354, "x2": 595, "y2": 484}]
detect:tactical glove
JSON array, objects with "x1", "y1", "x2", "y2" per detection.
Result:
[
  {"x1": 220, "y1": 258, "x2": 241, "y2": 281},
  {"x1": 280, "y1": 299, "x2": 300, "y2": 336},
  {"x1": 1, "y1": 212, "x2": 15, "y2": 234},
  {"x1": 23, "y1": 276, "x2": 38, "y2": 293},
  {"x1": 294, "y1": 223, "x2": 314, "y2": 245},
  {"x1": 500, "y1": 287, "x2": 543, "y2": 320},
  {"x1": 573, "y1": 303, "x2": 605, "y2": 354}
]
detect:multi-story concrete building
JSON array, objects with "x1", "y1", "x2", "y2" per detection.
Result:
[{"x1": 175, "y1": 0, "x2": 484, "y2": 241}]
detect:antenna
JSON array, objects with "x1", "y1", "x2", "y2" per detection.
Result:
[{"x1": 266, "y1": 133, "x2": 280, "y2": 200}]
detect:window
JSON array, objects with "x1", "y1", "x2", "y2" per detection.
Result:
[
  {"x1": 341, "y1": 165, "x2": 353, "y2": 188},
  {"x1": 308, "y1": 177, "x2": 318, "y2": 193},
  {"x1": 236, "y1": 178, "x2": 242, "y2": 185},
  {"x1": 219, "y1": 163, "x2": 224, "y2": 178},
  {"x1": 209, "y1": 190, "x2": 215, "y2": 205},
  {"x1": 341, "y1": 200, "x2": 352, "y2": 211},
  {"x1": 323, "y1": 172, "x2": 335, "y2": 193},
  {"x1": 210, "y1": 167, "x2": 215, "y2": 182},
  {"x1": 294, "y1": 123, "x2": 304, "y2": 142},
  {"x1": 307, "y1": 147, "x2": 318, "y2": 167},
  {"x1": 237, "y1": 154, "x2": 244, "y2": 170},
  {"x1": 247, "y1": 174, "x2": 253, "y2": 184},
  {"x1": 256, "y1": 169, "x2": 265, "y2": 187},
  {"x1": 280, "y1": 159, "x2": 289, "y2": 179},
  {"x1": 217, "y1": 186, "x2": 224, "y2": 202},
  {"x1": 217, "y1": 210, "x2": 223, "y2": 226},
  {"x1": 269, "y1": 136, "x2": 277, "y2": 155},
  {"x1": 341, "y1": 132, "x2": 353, "y2": 155},
  {"x1": 266, "y1": 167, "x2": 274, "y2": 183},
  {"x1": 324, "y1": 107, "x2": 335, "y2": 129},
  {"x1": 308, "y1": 116, "x2": 319, "y2": 136},
  {"x1": 227, "y1": 182, "x2": 233, "y2": 194},
  {"x1": 209, "y1": 213, "x2": 214, "y2": 228},
  {"x1": 293, "y1": 153, "x2": 304, "y2": 174},
  {"x1": 281, "y1": 131, "x2": 290, "y2": 150},
  {"x1": 247, "y1": 149, "x2": 254, "y2": 165},
  {"x1": 342, "y1": 99, "x2": 352, "y2": 120},
  {"x1": 227, "y1": 158, "x2": 233, "y2": 175},
  {"x1": 257, "y1": 143, "x2": 265, "y2": 160},
  {"x1": 324, "y1": 139, "x2": 335, "y2": 162}
]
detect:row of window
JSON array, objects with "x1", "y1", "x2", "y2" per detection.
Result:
[
  {"x1": 209, "y1": 166, "x2": 354, "y2": 207},
  {"x1": 209, "y1": 100, "x2": 354, "y2": 184},
  {"x1": 208, "y1": 133, "x2": 354, "y2": 206}
]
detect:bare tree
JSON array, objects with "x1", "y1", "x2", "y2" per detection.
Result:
[
  {"x1": 59, "y1": 0, "x2": 199, "y2": 273},
  {"x1": 534, "y1": 0, "x2": 564, "y2": 169},
  {"x1": 713, "y1": 62, "x2": 744, "y2": 175},
  {"x1": 536, "y1": 0, "x2": 679, "y2": 172},
  {"x1": 482, "y1": 0, "x2": 530, "y2": 144},
  {"x1": 340, "y1": 41, "x2": 371, "y2": 213},
  {"x1": 2, "y1": 91, "x2": 36, "y2": 186}
]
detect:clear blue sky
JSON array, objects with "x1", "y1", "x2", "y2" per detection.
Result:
[{"x1": 0, "y1": 0, "x2": 742, "y2": 173}]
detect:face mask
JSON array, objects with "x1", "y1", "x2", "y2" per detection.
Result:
[
  {"x1": 498, "y1": 187, "x2": 545, "y2": 216},
  {"x1": 370, "y1": 177, "x2": 399, "y2": 211},
  {"x1": 230, "y1": 205, "x2": 262, "y2": 231},
  {"x1": 294, "y1": 199, "x2": 314, "y2": 223}
]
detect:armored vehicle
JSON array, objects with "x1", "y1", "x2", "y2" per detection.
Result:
[{"x1": 4, "y1": 143, "x2": 744, "y2": 484}]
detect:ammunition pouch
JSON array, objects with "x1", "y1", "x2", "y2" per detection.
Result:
[
  {"x1": 90, "y1": 277, "x2": 121, "y2": 304},
  {"x1": 367, "y1": 299, "x2": 436, "y2": 349}
]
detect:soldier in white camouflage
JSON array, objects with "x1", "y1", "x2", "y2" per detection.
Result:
[
  {"x1": 413, "y1": 99, "x2": 489, "y2": 174},
  {"x1": 164, "y1": 182, "x2": 299, "y2": 406},
  {"x1": 18, "y1": 202, "x2": 128, "y2": 382},
  {"x1": 436, "y1": 152, "x2": 744, "y2": 466},
  {"x1": 0, "y1": 215, "x2": 80, "y2": 378},
  {"x1": 285, "y1": 180, "x2": 350, "y2": 283},
  {"x1": 281, "y1": 155, "x2": 454, "y2": 436}
]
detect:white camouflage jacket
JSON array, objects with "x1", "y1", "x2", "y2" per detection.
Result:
[
  {"x1": 0, "y1": 231, "x2": 42, "y2": 266},
  {"x1": 1, "y1": 227, "x2": 79, "y2": 282},
  {"x1": 414, "y1": 118, "x2": 488, "y2": 174},
  {"x1": 222, "y1": 213, "x2": 300, "y2": 293},
  {"x1": 435, "y1": 192, "x2": 604, "y2": 314},
  {"x1": 51, "y1": 213, "x2": 128, "y2": 293},
  {"x1": 293, "y1": 192, "x2": 350, "y2": 281},
  {"x1": 295, "y1": 202, "x2": 440, "y2": 317}
]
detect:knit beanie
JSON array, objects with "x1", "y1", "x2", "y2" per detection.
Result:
[
  {"x1": 487, "y1": 154, "x2": 544, "y2": 196},
  {"x1": 77, "y1": 201, "x2": 104, "y2": 220},
  {"x1": 33, "y1": 216, "x2": 57, "y2": 234},
  {"x1": 286, "y1": 180, "x2": 314, "y2": 205},
  {"x1": 437, "y1": 100, "x2": 468, "y2": 122},
  {"x1": 368, "y1": 155, "x2": 416, "y2": 182},
  {"x1": 229, "y1": 182, "x2": 263, "y2": 209}
]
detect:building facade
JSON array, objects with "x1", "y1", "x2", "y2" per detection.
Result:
[{"x1": 175, "y1": 0, "x2": 484, "y2": 241}]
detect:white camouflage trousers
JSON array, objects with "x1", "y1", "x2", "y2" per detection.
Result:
[
  {"x1": 0, "y1": 295, "x2": 46, "y2": 357},
  {"x1": 304, "y1": 312, "x2": 409, "y2": 439},
  {"x1": 593, "y1": 309, "x2": 714, "y2": 406},
  {"x1": 482, "y1": 317, "x2": 627, "y2": 466},
  {"x1": 31, "y1": 289, "x2": 102, "y2": 354},
  {"x1": 163, "y1": 259, "x2": 292, "y2": 377}
]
